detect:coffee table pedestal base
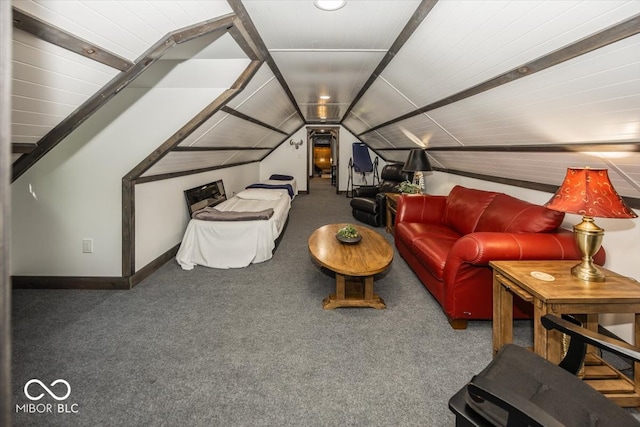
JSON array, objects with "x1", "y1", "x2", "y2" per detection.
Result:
[{"x1": 323, "y1": 273, "x2": 386, "y2": 310}]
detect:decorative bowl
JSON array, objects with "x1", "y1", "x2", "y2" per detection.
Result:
[{"x1": 336, "y1": 234, "x2": 362, "y2": 244}]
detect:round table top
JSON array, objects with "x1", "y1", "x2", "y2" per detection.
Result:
[{"x1": 308, "y1": 223, "x2": 393, "y2": 276}]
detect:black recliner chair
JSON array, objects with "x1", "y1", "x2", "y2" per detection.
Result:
[{"x1": 350, "y1": 163, "x2": 412, "y2": 227}]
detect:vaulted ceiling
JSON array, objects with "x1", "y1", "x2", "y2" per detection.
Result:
[{"x1": 8, "y1": 0, "x2": 640, "y2": 204}]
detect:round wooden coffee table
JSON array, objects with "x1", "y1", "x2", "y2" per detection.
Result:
[{"x1": 308, "y1": 223, "x2": 393, "y2": 309}]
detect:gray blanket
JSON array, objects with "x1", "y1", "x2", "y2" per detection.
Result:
[{"x1": 192, "y1": 207, "x2": 274, "y2": 221}]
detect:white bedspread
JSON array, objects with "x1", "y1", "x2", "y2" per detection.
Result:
[{"x1": 176, "y1": 189, "x2": 291, "y2": 270}]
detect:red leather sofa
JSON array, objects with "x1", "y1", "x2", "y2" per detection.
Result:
[{"x1": 394, "y1": 185, "x2": 605, "y2": 329}]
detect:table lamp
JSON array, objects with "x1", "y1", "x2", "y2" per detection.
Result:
[
  {"x1": 544, "y1": 168, "x2": 637, "y2": 282},
  {"x1": 403, "y1": 149, "x2": 432, "y2": 192}
]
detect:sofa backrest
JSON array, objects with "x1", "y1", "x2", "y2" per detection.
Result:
[
  {"x1": 443, "y1": 185, "x2": 565, "y2": 235},
  {"x1": 475, "y1": 193, "x2": 565, "y2": 233},
  {"x1": 444, "y1": 186, "x2": 498, "y2": 235}
]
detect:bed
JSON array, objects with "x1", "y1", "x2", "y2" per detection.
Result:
[{"x1": 176, "y1": 176, "x2": 295, "y2": 270}]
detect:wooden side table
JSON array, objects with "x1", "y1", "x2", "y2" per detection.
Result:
[
  {"x1": 384, "y1": 193, "x2": 401, "y2": 235},
  {"x1": 491, "y1": 260, "x2": 640, "y2": 407}
]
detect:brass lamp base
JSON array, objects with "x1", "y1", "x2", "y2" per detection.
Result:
[
  {"x1": 571, "y1": 216, "x2": 605, "y2": 282},
  {"x1": 571, "y1": 260, "x2": 605, "y2": 282}
]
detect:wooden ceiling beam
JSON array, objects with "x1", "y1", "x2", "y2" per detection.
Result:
[
  {"x1": 124, "y1": 60, "x2": 261, "y2": 181},
  {"x1": 220, "y1": 106, "x2": 288, "y2": 135},
  {"x1": 342, "y1": 0, "x2": 439, "y2": 122},
  {"x1": 424, "y1": 142, "x2": 640, "y2": 153},
  {"x1": 228, "y1": 17, "x2": 261, "y2": 61},
  {"x1": 11, "y1": 143, "x2": 36, "y2": 154},
  {"x1": 172, "y1": 146, "x2": 269, "y2": 152},
  {"x1": 121, "y1": 59, "x2": 262, "y2": 276},
  {"x1": 11, "y1": 15, "x2": 235, "y2": 183},
  {"x1": 229, "y1": 2, "x2": 305, "y2": 123},
  {"x1": 438, "y1": 167, "x2": 640, "y2": 210},
  {"x1": 361, "y1": 13, "x2": 640, "y2": 136},
  {"x1": 134, "y1": 161, "x2": 259, "y2": 185},
  {"x1": 12, "y1": 8, "x2": 133, "y2": 71}
]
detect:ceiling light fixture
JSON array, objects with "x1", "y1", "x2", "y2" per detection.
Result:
[
  {"x1": 314, "y1": 1, "x2": 346, "y2": 11},
  {"x1": 320, "y1": 95, "x2": 331, "y2": 100}
]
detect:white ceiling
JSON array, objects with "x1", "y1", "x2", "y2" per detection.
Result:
[
  {"x1": 9, "y1": 0, "x2": 640, "y2": 200},
  {"x1": 241, "y1": 0, "x2": 421, "y2": 123},
  {"x1": 237, "y1": 0, "x2": 640, "y2": 198}
]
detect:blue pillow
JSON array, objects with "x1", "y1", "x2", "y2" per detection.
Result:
[{"x1": 269, "y1": 174, "x2": 294, "y2": 181}]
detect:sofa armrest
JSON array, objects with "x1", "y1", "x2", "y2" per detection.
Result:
[
  {"x1": 444, "y1": 231, "x2": 606, "y2": 284},
  {"x1": 449, "y1": 231, "x2": 605, "y2": 265},
  {"x1": 352, "y1": 185, "x2": 379, "y2": 198},
  {"x1": 396, "y1": 194, "x2": 447, "y2": 224}
]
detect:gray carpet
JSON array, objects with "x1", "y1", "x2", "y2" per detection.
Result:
[{"x1": 11, "y1": 177, "x2": 536, "y2": 426}]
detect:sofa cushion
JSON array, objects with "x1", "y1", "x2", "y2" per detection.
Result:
[
  {"x1": 412, "y1": 235, "x2": 458, "y2": 280},
  {"x1": 395, "y1": 223, "x2": 460, "y2": 280},
  {"x1": 476, "y1": 193, "x2": 565, "y2": 233},
  {"x1": 444, "y1": 186, "x2": 498, "y2": 235}
]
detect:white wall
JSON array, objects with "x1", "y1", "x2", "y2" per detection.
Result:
[
  {"x1": 260, "y1": 125, "x2": 387, "y2": 194},
  {"x1": 135, "y1": 163, "x2": 259, "y2": 270},
  {"x1": 260, "y1": 127, "x2": 307, "y2": 191},
  {"x1": 11, "y1": 56, "x2": 250, "y2": 276},
  {"x1": 425, "y1": 171, "x2": 640, "y2": 342}
]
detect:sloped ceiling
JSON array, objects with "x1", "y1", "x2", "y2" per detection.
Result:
[
  {"x1": 142, "y1": 62, "x2": 303, "y2": 178},
  {"x1": 9, "y1": 0, "x2": 640, "y2": 203},
  {"x1": 236, "y1": 0, "x2": 640, "y2": 202}
]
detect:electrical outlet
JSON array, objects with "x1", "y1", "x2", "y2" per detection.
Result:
[{"x1": 82, "y1": 238, "x2": 93, "y2": 253}]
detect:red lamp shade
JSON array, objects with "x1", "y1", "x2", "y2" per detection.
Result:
[
  {"x1": 545, "y1": 168, "x2": 637, "y2": 219},
  {"x1": 545, "y1": 168, "x2": 637, "y2": 282}
]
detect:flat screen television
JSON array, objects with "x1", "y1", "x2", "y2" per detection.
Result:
[{"x1": 183, "y1": 179, "x2": 226, "y2": 217}]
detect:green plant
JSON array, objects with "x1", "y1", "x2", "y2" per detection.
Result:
[
  {"x1": 337, "y1": 224, "x2": 359, "y2": 239},
  {"x1": 397, "y1": 180, "x2": 421, "y2": 194}
]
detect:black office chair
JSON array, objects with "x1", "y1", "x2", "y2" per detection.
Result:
[{"x1": 449, "y1": 314, "x2": 640, "y2": 427}]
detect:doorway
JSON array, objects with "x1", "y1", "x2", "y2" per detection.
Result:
[{"x1": 307, "y1": 126, "x2": 339, "y2": 194}]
